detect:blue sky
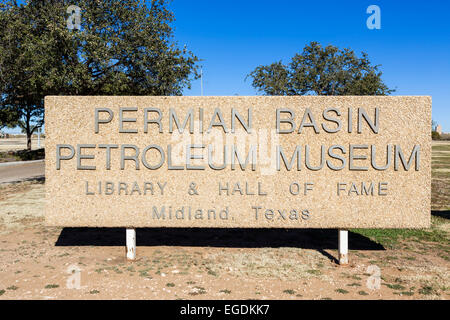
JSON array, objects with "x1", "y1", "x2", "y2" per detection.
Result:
[{"x1": 171, "y1": 0, "x2": 450, "y2": 131}]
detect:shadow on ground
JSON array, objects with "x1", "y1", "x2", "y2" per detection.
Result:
[
  {"x1": 432, "y1": 210, "x2": 450, "y2": 220},
  {"x1": 2, "y1": 176, "x2": 45, "y2": 184},
  {"x1": 55, "y1": 228, "x2": 384, "y2": 253}
]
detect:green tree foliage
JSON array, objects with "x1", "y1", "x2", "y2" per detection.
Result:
[
  {"x1": 0, "y1": 0, "x2": 198, "y2": 149},
  {"x1": 0, "y1": 106, "x2": 18, "y2": 129},
  {"x1": 248, "y1": 42, "x2": 393, "y2": 96}
]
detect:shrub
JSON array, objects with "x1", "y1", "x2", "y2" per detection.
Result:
[{"x1": 432, "y1": 131, "x2": 441, "y2": 140}]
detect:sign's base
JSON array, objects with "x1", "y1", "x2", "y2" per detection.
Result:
[
  {"x1": 338, "y1": 229, "x2": 349, "y2": 265},
  {"x1": 123, "y1": 228, "x2": 351, "y2": 265},
  {"x1": 126, "y1": 228, "x2": 136, "y2": 260}
]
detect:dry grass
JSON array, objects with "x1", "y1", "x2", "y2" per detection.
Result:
[
  {"x1": 0, "y1": 181, "x2": 45, "y2": 234},
  {"x1": 0, "y1": 138, "x2": 44, "y2": 152},
  {"x1": 431, "y1": 141, "x2": 450, "y2": 210},
  {"x1": 203, "y1": 249, "x2": 331, "y2": 281}
]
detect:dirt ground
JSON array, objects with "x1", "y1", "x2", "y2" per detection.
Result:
[{"x1": 0, "y1": 141, "x2": 448, "y2": 300}]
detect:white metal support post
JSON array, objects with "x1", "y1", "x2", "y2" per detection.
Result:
[
  {"x1": 126, "y1": 228, "x2": 136, "y2": 260},
  {"x1": 338, "y1": 229, "x2": 349, "y2": 265}
]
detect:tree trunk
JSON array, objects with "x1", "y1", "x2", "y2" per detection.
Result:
[
  {"x1": 26, "y1": 108, "x2": 32, "y2": 151},
  {"x1": 27, "y1": 131, "x2": 32, "y2": 150}
]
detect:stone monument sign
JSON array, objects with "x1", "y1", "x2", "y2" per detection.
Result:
[{"x1": 45, "y1": 96, "x2": 431, "y2": 228}]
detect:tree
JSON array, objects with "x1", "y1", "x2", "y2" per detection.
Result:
[
  {"x1": 0, "y1": 0, "x2": 199, "y2": 150},
  {"x1": 247, "y1": 42, "x2": 393, "y2": 96},
  {"x1": 0, "y1": 106, "x2": 18, "y2": 129},
  {"x1": 431, "y1": 120, "x2": 440, "y2": 140}
]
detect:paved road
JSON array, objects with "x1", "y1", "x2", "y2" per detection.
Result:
[{"x1": 0, "y1": 160, "x2": 45, "y2": 184}]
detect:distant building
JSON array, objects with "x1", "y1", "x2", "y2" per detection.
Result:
[{"x1": 436, "y1": 124, "x2": 442, "y2": 135}]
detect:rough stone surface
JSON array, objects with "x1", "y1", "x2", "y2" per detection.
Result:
[{"x1": 45, "y1": 96, "x2": 431, "y2": 228}]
